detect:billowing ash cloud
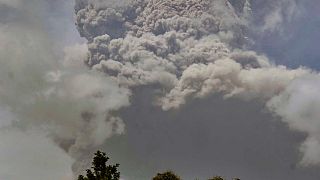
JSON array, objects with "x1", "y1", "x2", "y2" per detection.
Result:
[
  {"x1": 0, "y1": 22, "x2": 130, "y2": 154},
  {"x1": 1, "y1": 0, "x2": 320, "y2": 179},
  {"x1": 0, "y1": 0, "x2": 131, "y2": 178},
  {"x1": 268, "y1": 75, "x2": 320, "y2": 165},
  {"x1": 74, "y1": 0, "x2": 320, "y2": 167}
]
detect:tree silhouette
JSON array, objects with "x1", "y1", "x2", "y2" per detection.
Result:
[
  {"x1": 208, "y1": 176, "x2": 240, "y2": 180},
  {"x1": 208, "y1": 176, "x2": 224, "y2": 180},
  {"x1": 152, "y1": 171, "x2": 181, "y2": 180},
  {"x1": 78, "y1": 151, "x2": 120, "y2": 180},
  {"x1": 77, "y1": 151, "x2": 241, "y2": 180}
]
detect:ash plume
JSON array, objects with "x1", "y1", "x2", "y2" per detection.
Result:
[
  {"x1": 75, "y1": 0, "x2": 320, "y2": 167},
  {"x1": 0, "y1": 0, "x2": 131, "y2": 178},
  {"x1": 0, "y1": 0, "x2": 319, "y2": 179}
]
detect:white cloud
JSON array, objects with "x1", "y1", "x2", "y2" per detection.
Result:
[
  {"x1": 0, "y1": 129, "x2": 74, "y2": 180},
  {"x1": 268, "y1": 75, "x2": 320, "y2": 165}
]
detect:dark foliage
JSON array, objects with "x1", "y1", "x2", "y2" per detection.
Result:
[
  {"x1": 77, "y1": 151, "x2": 240, "y2": 180},
  {"x1": 208, "y1": 176, "x2": 240, "y2": 180},
  {"x1": 77, "y1": 151, "x2": 120, "y2": 180},
  {"x1": 208, "y1": 176, "x2": 224, "y2": 180},
  {"x1": 152, "y1": 171, "x2": 181, "y2": 180}
]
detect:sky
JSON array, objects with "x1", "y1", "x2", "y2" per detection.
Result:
[
  {"x1": 0, "y1": 0, "x2": 320, "y2": 180},
  {"x1": 253, "y1": 0, "x2": 320, "y2": 70}
]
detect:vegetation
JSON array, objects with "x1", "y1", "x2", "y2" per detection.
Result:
[
  {"x1": 78, "y1": 151, "x2": 120, "y2": 180},
  {"x1": 78, "y1": 150, "x2": 240, "y2": 180},
  {"x1": 152, "y1": 171, "x2": 181, "y2": 180},
  {"x1": 208, "y1": 176, "x2": 224, "y2": 180}
]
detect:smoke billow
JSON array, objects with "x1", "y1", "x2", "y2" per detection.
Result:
[
  {"x1": 1, "y1": 0, "x2": 320, "y2": 179},
  {"x1": 268, "y1": 75, "x2": 320, "y2": 165},
  {"x1": 0, "y1": 0, "x2": 131, "y2": 179},
  {"x1": 74, "y1": 0, "x2": 320, "y2": 167}
]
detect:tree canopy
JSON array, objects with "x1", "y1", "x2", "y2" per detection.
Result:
[
  {"x1": 77, "y1": 150, "x2": 240, "y2": 180},
  {"x1": 208, "y1": 176, "x2": 224, "y2": 180},
  {"x1": 152, "y1": 171, "x2": 181, "y2": 180},
  {"x1": 78, "y1": 151, "x2": 120, "y2": 180}
]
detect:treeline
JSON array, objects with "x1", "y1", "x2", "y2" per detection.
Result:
[{"x1": 78, "y1": 151, "x2": 240, "y2": 180}]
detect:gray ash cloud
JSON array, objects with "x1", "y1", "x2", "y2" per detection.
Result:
[{"x1": 74, "y1": 0, "x2": 320, "y2": 167}]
